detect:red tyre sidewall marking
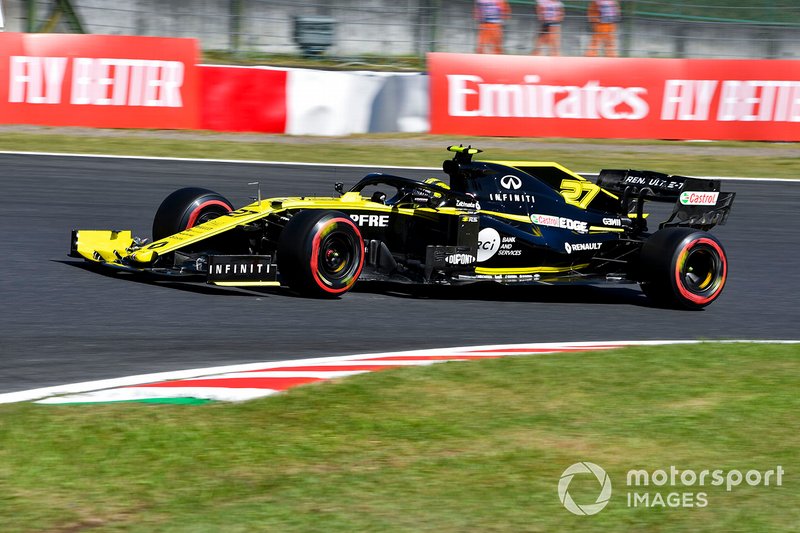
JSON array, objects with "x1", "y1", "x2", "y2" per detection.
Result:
[
  {"x1": 310, "y1": 217, "x2": 365, "y2": 294},
  {"x1": 186, "y1": 200, "x2": 232, "y2": 228},
  {"x1": 674, "y1": 237, "x2": 727, "y2": 305}
]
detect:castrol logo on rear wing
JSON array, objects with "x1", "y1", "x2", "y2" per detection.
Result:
[{"x1": 680, "y1": 191, "x2": 719, "y2": 206}]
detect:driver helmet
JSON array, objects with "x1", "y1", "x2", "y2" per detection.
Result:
[{"x1": 421, "y1": 177, "x2": 451, "y2": 207}]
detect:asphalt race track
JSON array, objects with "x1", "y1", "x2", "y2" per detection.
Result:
[{"x1": 1, "y1": 153, "x2": 798, "y2": 394}]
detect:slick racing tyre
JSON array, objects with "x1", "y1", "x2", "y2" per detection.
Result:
[
  {"x1": 152, "y1": 187, "x2": 234, "y2": 242},
  {"x1": 277, "y1": 210, "x2": 364, "y2": 298},
  {"x1": 638, "y1": 228, "x2": 727, "y2": 309}
]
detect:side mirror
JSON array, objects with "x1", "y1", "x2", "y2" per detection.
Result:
[{"x1": 334, "y1": 182, "x2": 344, "y2": 195}]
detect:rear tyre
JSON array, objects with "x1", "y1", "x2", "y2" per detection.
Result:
[
  {"x1": 152, "y1": 187, "x2": 233, "y2": 241},
  {"x1": 277, "y1": 210, "x2": 364, "y2": 298},
  {"x1": 638, "y1": 227, "x2": 727, "y2": 309}
]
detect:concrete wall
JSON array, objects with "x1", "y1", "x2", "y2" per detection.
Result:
[{"x1": 4, "y1": 0, "x2": 800, "y2": 59}]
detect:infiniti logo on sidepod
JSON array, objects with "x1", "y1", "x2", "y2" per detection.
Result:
[{"x1": 500, "y1": 175, "x2": 522, "y2": 190}]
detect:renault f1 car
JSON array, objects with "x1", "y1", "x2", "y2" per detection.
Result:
[{"x1": 70, "y1": 146, "x2": 734, "y2": 308}]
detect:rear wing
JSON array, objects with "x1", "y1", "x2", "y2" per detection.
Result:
[{"x1": 596, "y1": 169, "x2": 735, "y2": 230}]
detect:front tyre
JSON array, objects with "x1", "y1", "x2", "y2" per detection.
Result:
[
  {"x1": 277, "y1": 210, "x2": 364, "y2": 298},
  {"x1": 152, "y1": 187, "x2": 234, "y2": 242},
  {"x1": 638, "y1": 228, "x2": 728, "y2": 309}
]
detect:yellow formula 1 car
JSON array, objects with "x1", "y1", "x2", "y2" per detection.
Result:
[{"x1": 70, "y1": 146, "x2": 734, "y2": 308}]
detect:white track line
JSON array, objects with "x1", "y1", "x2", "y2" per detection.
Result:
[
  {"x1": 0, "y1": 150, "x2": 436, "y2": 170},
  {"x1": 2, "y1": 340, "x2": 798, "y2": 405},
  {"x1": 35, "y1": 387, "x2": 279, "y2": 404},
  {"x1": 195, "y1": 370, "x2": 369, "y2": 380},
  {"x1": 1, "y1": 150, "x2": 798, "y2": 182}
]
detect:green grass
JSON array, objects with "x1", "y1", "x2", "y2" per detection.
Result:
[
  {"x1": 2, "y1": 129, "x2": 800, "y2": 178},
  {"x1": 0, "y1": 343, "x2": 798, "y2": 532}
]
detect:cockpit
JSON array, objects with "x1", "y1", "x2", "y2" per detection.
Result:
[{"x1": 348, "y1": 173, "x2": 478, "y2": 210}]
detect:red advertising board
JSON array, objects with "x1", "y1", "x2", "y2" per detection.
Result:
[
  {"x1": 200, "y1": 66, "x2": 287, "y2": 133},
  {"x1": 429, "y1": 52, "x2": 800, "y2": 141},
  {"x1": 0, "y1": 33, "x2": 200, "y2": 129}
]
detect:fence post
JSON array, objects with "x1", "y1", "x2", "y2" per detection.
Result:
[
  {"x1": 674, "y1": 23, "x2": 686, "y2": 58},
  {"x1": 230, "y1": 0, "x2": 243, "y2": 54},
  {"x1": 58, "y1": 0, "x2": 87, "y2": 33},
  {"x1": 26, "y1": 0, "x2": 36, "y2": 32},
  {"x1": 419, "y1": 0, "x2": 440, "y2": 57},
  {"x1": 621, "y1": 0, "x2": 636, "y2": 57}
]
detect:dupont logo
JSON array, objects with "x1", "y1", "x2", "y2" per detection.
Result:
[{"x1": 680, "y1": 191, "x2": 719, "y2": 206}]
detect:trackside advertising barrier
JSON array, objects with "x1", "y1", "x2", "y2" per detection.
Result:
[
  {"x1": 199, "y1": 66, "x2": 427, "y2": 135},
  {"x1": 0, "y1": 33, "x2": 200, "y2": 129},
  {"x1": 428, "y1": 52, "x2": 800, "y2": 141},
  {"x1": 201, "y1": 66, "x2": 287, "y2": 133}
]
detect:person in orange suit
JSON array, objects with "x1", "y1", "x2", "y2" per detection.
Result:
[
  {"x1": 474, "y1": 0, "x2": 511, "y2": 54},
  {"x1": 587, "y1": 0, "x2": 621, "y2": 57},
  {"x1": 533, "y1": 0, "x2": 565, "y2": 56}
]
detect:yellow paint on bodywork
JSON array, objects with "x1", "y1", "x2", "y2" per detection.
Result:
[
  {"x1": 448, "y1": 145, "x2": 482, "y2": 155},
  {"x1": 479, "y1": 210, "x2": 533, "y2": 224},
  {"x1": 128, "y1": 195, "x2": 388, "y2": 262},
  {"x1": 339, "y1": 192, "x2": 362, "y2": 202},
  {"x1": 482, "y1": 160, "x2": 619, "y2": 210},
  {"x1": 589, "y1": 226, "x2": 625, "y2": 233},
  {"x1": 485, "y1": 160, "x2": 586, "y2": 181},
  {"x1": 75, "y1": 187, "x2": 575, "y2": 272},
  {"x1": 76, "y1": 192, "x2": 481, "y2": 266},
  {"x1": 73, "y1": 230, "x2": 134, "y2": 263},
  {"x1": 475, "y1": 264, "x2": 590, "y2": 275}
]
